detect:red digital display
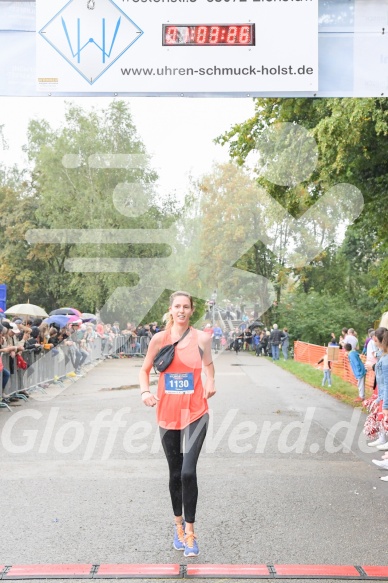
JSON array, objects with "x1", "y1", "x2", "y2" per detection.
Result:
[{"x1": 162, "y1": 24, "x2": 255, "y2": 46}]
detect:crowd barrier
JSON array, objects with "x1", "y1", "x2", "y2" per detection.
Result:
[
  {"x1": 293, "y1": 341, "x2": 374, "y2": 392},
  {"x1": 109, "y1": 335, "x2": 149, "y2": 357},
  {"x1": 0, "y1": 334, "x2": 150, "y2": 410}
]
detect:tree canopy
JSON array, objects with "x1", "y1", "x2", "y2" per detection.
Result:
[
  {"x1": 0, "y1": 101, "x2": 181, "y2": 317},
  {"x1": 214, "y1": 97, "x2": 387, "y2": 333}
]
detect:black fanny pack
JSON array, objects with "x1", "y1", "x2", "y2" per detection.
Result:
[{"x1": 153, "y1": 328, "x2": 190, "y2": 373}]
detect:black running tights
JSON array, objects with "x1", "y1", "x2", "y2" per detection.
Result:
[{"x1": 160, "y1": 413, "x2": 208, "y2": 523}]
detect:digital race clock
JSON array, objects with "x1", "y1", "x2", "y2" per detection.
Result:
[{"x1": 162, "y1": 24, "x2": 255, "y2": 46}]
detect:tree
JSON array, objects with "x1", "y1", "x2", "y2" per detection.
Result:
[
  {"x1": 276, "y1": 291, "x2": 374, "y2": 346},
  {"x1": 217, "y1": 97, "x2": 388, "y2": 313},
  {"x1": 1, "y1": 101, "x2": 181, "y2": 316}
]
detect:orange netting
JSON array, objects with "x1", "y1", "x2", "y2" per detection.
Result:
[{"x1": 293, "y1": 341, "x2": 374, "y2": 392}]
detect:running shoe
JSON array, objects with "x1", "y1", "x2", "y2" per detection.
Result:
[
  {"x1": 372, "y1": 459, "x2": 388, "y2": 470},
  {"x1": 368, "y1": 436, "x2": 387, "y2": 447},
  {"x1": 376, "y1": 441, "x2": 388, "y2": 451},
  {"x1": 173, "y1": 520, "x2": 185, "y2": 551},
  {"x1": 184, "y1": 532, "x2": 199, "y2": 557}
]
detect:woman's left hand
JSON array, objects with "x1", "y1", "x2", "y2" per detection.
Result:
[{"x1": 204, "y1": 382, "x2": 216, "y2": 399}]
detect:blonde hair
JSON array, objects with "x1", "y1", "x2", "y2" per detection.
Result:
[
  {"x1": 380, "y1": 312, "x2": 388, "y2": 329},
  {"x1": 166, "y1": 291, "x2": 194, "y2": 330}
]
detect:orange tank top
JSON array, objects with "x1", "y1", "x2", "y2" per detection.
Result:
[{"x1": 156, "y1": 328, "x2": 208, "y2": 430}]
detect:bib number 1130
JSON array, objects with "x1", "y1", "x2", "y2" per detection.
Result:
[{"x1": 164, "y1": 372, "x2": 194, "y2": 395}]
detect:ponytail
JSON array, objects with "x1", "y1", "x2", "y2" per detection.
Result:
[{"x1": 165, "y1": 313, "x2": 174, "y2": 330}]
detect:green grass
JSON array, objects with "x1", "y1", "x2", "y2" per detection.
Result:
[{"x1": 272, "y1": 358, "x2": 370, "y2": 407}]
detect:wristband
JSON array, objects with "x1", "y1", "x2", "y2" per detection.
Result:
[{"x1": 141, "y1": 390, "x2": 151, "y2": 395}]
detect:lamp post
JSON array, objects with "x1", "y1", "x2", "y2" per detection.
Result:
[{"x1": 211, "y1": 290, "x2": 217, "y2": 326}]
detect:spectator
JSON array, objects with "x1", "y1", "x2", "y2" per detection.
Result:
[
  {"x1": 227, "y1": 329, "x2": 236, "y2": 351},
  {"x1": 243, "y1": 327, "x2": 252, "y2": 351},
  {"x1": 281, "y1": 327, "x2": 290, "y2": 360},
  {"x1": 67, "y1": 321, "x2": 88, "y2": 374},
  {"x1": 257, "y1": 331, "x2": 268, "y2": 356},
  {"x1": 362, "y1": 328, "x2": 375, "y2": 355},
  {"x1": 85, "y1": 324, "x2": 97, "y2": 342},
  {"x1": 339, "y1": 328, "x2": 348, "y2": 349},
  {"x1": 112, "y1": 321, "x2": 121, "y2": 335},
  {"x1": 344, "y1": 342, "x2": 366, "y2": 402},
  {"x1": 25, "y1": 327, "x2": 42, "y2": 354},
  {"x1": 2, "y1": 322, "x2": 24, "y2": 382},
  {"x1": 0, "y1": 324, "x2": 18, "y2": 397},
  {"x1": 344, "y1": 328, "x2": 359, "y2": 351},
  {"x1": 269, "y1": 324, "x2": 285, "y2": 361},
  {"x1": 365, "y1": 329, "x2": 387, "y2": 448},
  {"x1": 212, "y1": 324, "x2": 223, "y2": 354},
  {"x1": 47, "y1": 327, "x2": 59, "y2": 347},
  {"x1": 234, "y1": 329, "x2": 244, "y2": 354},
  {"x1": 317, "y1": 348, "x2": 332, "y2": 387},
  {"x1": 329, "y1": 332, "x2": 337, "y2": 344},
  {"x1": 368, "y1": 328, "x2": 388, "y2": 479},
  {"x1": 38, "y1": 322, "x2": 50, "y2": 344},
  {"x1": 365, "y1": 330, "x2": 378, "y2": 394},
  {"x1": 122, "y1": 322, "x2": 134, "y2": 336},
  {"x1": 150, "y1": 322, "x2": 159, "y2": 335},
  {"x1": 252, "y1": 330, "x2": 260, "y2": 354}
]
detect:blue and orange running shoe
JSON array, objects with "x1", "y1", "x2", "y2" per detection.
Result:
[
  {"x1": 173, "y1": 520, "x2": 185, "y2": 551},
  {"x1": 184, "y1": 532, "x2": 199, "y2": 557}
]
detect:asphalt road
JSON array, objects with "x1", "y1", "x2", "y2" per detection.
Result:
[{"x1": 0, "y1": 349, "x2": 387, "y2": 581}]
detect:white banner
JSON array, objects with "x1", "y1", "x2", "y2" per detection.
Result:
[{"x1": 36, "y1": 0, "x2": 318, "y2": 93}]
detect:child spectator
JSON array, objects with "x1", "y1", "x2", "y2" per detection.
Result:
[
  {"x1": 317, "y1": 348, "x2": 332, "y2": 387},
  {"x1": 344, "y1": 343, "x2": 366, "y2": 402}
]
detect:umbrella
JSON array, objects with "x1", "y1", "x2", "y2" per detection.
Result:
[
  {"x1": 248, "y1": 321, "x2": 264, "y2": 330},
  {"x1": 62, "y1": 307, "x2": 82, "y2": 317},
  {"x1": 49, "y1": 307, "x2": 81, "y2": 316},
  {"x1": 81, "y1": 313, "x2": 97, "y2": 322},
  {"x1": 43, "y1": 315, "x2": 72, "y2": 328},
  {"x1": 67, "y1": 315, "x2": 82, "y2": 324},
  {"x1": 6, "y1": 303, "x2": 48, "y2": 318}
]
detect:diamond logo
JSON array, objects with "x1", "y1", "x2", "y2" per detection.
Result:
[{"x1": 39, "y1": 0, "x2": 143, "y2": 85}]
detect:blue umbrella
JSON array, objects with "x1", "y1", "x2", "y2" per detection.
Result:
[{"x1": 43, "y1": 315, "x2": 71, "y2": 328}]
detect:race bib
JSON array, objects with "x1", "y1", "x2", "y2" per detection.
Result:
[{"x1": 164, "y1": 372, "x2": 194, "y2": 395}]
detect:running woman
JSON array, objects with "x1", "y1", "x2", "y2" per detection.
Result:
[{"x1": 139, "y1": 291, "x2": 216, "y2": 557}]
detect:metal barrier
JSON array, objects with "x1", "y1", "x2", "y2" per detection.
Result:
[
  {"x1": 0, "y1": 333, "x2": 150, "y2": 410},
  {"x1": 293, "y1": 341, "x2": 374, "y2": 392},
  {"x1": 109, "y1": 335, "x2": 149, "y2": 357},
  {"x1": 0, "y1": 336, "x2": 104, "y2": 408}
]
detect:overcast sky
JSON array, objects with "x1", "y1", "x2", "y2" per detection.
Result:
[{"x1": 0, "y1": 97, "x2": 256, "y2": 200}]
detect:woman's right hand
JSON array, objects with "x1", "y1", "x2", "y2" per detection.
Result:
[{"x1": 141, "y1": 392, "x2": 159, "y2": 407}]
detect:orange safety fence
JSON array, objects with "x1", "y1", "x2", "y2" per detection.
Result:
[{"x1": 293, "y1": 341, "x2": 375, "y2": 392}]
